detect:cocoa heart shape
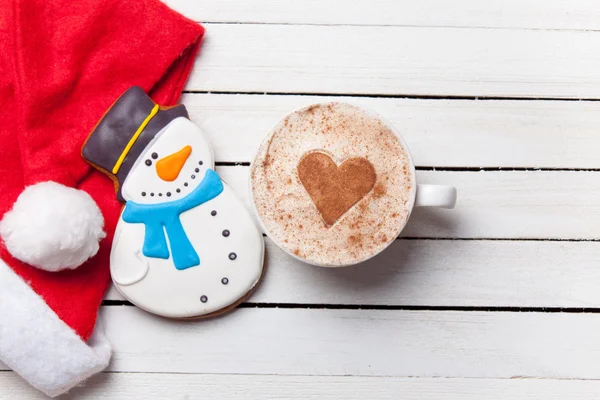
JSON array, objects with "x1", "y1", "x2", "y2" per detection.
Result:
[{"x1": 297, "y1": 151, "x2": 377, "y2": 226}]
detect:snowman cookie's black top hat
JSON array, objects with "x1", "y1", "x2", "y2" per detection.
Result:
[{"x1": 82, "y1": 86, "x2": 188, "y2": 202}]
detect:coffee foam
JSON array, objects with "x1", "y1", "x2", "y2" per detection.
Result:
[{"x1": 250, "y1": 102, "x2": 414, "y2": 266}]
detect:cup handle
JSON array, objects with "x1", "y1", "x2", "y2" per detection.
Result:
[{"x1": 415, "y1": 184, "x2": 457, "y2": 208}]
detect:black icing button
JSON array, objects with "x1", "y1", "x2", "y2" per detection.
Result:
[
  {"x1": 211, "y1": 210, "x2": 217, "y2": 216},
  {"x1": 145, "y1": 159, "x2": 152, "y2": 166},
  {"x1": 195, "y1": 168, "x2": 200, "y2": 173},
  {"x1": 150, "y1": 193, "x2": 155, "y2": 197},
  {"x1": 176, "y1": 189, "x2": 181, "y2": 193},
  {"x1": 222, "y1": 230, "x2": 230, "y2": 237},
  {"x1": 142, "y1": 192, "x2": 146, "y2": 197},
  {"x1": 191, "y1": 175, "x2": 196, "y2": 179},
  {"x1": 199, "y1": 161, "x2": 203, "y2": 165},
  {"x1": 221, "y1": 277, "x2": 229, "y2": 285},
  {"x1": 151, "y1": 152, "x2": 158, "y2": 159},
  {"x1": 184, "y1": 182, "x2": 188, "y2": 187},
  {"x1": 158, "y1": 193, "x2": 162, "y2": 197},
  {"x1": 166, "y1": 192, "x2": 171, "y2": 197},
  {"x1": 200, "y1": 295, "x2": 208, "y2": 303},
  {"x1": 229, "y1": 252, "x2": 237, "y2": 260}
]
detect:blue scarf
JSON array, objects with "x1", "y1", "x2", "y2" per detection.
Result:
[{"x1": 122, "y1": 169, "x2": 224, "y2": 270}]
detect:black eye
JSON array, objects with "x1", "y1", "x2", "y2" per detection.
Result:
[
  {"x1": 151, "y1": 152, "x2": 158, "y2": 159},
  {"x1": 145, "y1": 159, "x2": 152, "y2": 166}
]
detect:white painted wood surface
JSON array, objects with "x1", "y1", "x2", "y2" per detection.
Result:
[
  {"x1": 70, "y1": 308, "x2": 600, "y2": 378},
  {"x1": 166, "y1": 0, "x2": 600, "y2": 30},
  {"x1": 106, "y1": 239, "x2": 600, "y2": 307},
  {"x1": 185, "y1": 94, "x2": 600, "y2": 168},
  {"x1": 6, "y1": 1, "x2": 600, "y2": 398},
  {"x1": 189, "y1": 24, "x2": 600, "y2": 98},
  {"x1": 6, "y1": 373, "x2": 600, "y2": 400},
  {"x1": 218, "y1": 167, "x2": 600, "y2": 240}
]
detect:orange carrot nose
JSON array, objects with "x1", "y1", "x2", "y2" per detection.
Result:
[{"x1": 155, "y1": 145, "x2": 192, "y2": 181}]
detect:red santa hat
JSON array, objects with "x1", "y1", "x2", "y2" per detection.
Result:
[{"x1": 0, "y1": 0, "x2": 204, "y2": 396}]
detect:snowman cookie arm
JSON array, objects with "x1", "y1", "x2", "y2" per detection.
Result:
[{"x1": 110, "y1": 220, "x2": 150, "y2": 286}]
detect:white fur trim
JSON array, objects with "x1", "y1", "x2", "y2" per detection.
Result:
[
  {"x1": 0, "y1": 259, "x2": 111, "y2": 397},
  {"x1": 0, "y1": 181, "x2": 106, "y2": 271}
]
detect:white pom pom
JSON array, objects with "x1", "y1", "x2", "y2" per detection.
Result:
[{"x1": 0, "y1": 182, "x2": 106, "y2": 272}]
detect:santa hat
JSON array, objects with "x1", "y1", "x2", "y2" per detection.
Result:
[{"x1": 0, "y1": 0, "x2": 204, "y2": 396}]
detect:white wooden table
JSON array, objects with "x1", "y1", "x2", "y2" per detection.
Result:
[{"x1": 5, "y1": 1, "x2": 600, "y2": 398}]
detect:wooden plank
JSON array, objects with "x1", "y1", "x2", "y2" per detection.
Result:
[
  {"x1": 105, "y1": 239, "x2": 600, "y2": 308},
  {"x1": 53, "y1": 308, "x2": 600, "y2": 378},
  {"x1": 183, "y1": 93, "x2": 600, "y2": 168},
  {"x1": 5, "y1": 308, "x2": 600, "y2": 377},
  {"x1": 5, "y1": 372, "x2": 600, "y2": 400},
  {"x1": 165, "y1": 0, "x2": 600, "y2": 30},
  {"x1": 215, "y1": 167, "x2": 600, "y2": 239},
  {"x1": 189, "y1": 24, "x2": 600, "y2": 98}
]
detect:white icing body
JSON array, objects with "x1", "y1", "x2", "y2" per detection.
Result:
[{"x1": 111, "y1": 118, "x2": 264, "y2": 318}]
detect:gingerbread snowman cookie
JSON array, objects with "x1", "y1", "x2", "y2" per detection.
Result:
[{"x1": 83, "y1": 87, "x2": 265, "y2": 318}]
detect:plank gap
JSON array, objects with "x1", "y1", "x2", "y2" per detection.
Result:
[
  {"x1": 215, "y1": 162, "x2": 600, "y2": 172},
  {"x1": 100, "y1": 301, "x2": 600, "y2": 314},
  {"x1": 195, "y1": 21, "x2": 600, "y2": 34},
  {"x1": 183, "y1": 90, "x2": 600, "y2": 102},
  {"x1": 400, "y1": 237, "x2": 600, "y2": 242}
]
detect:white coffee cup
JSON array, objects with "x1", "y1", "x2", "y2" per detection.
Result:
[{"x1": 249, "y1": 102, "x2": 457, "y2": 267}]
